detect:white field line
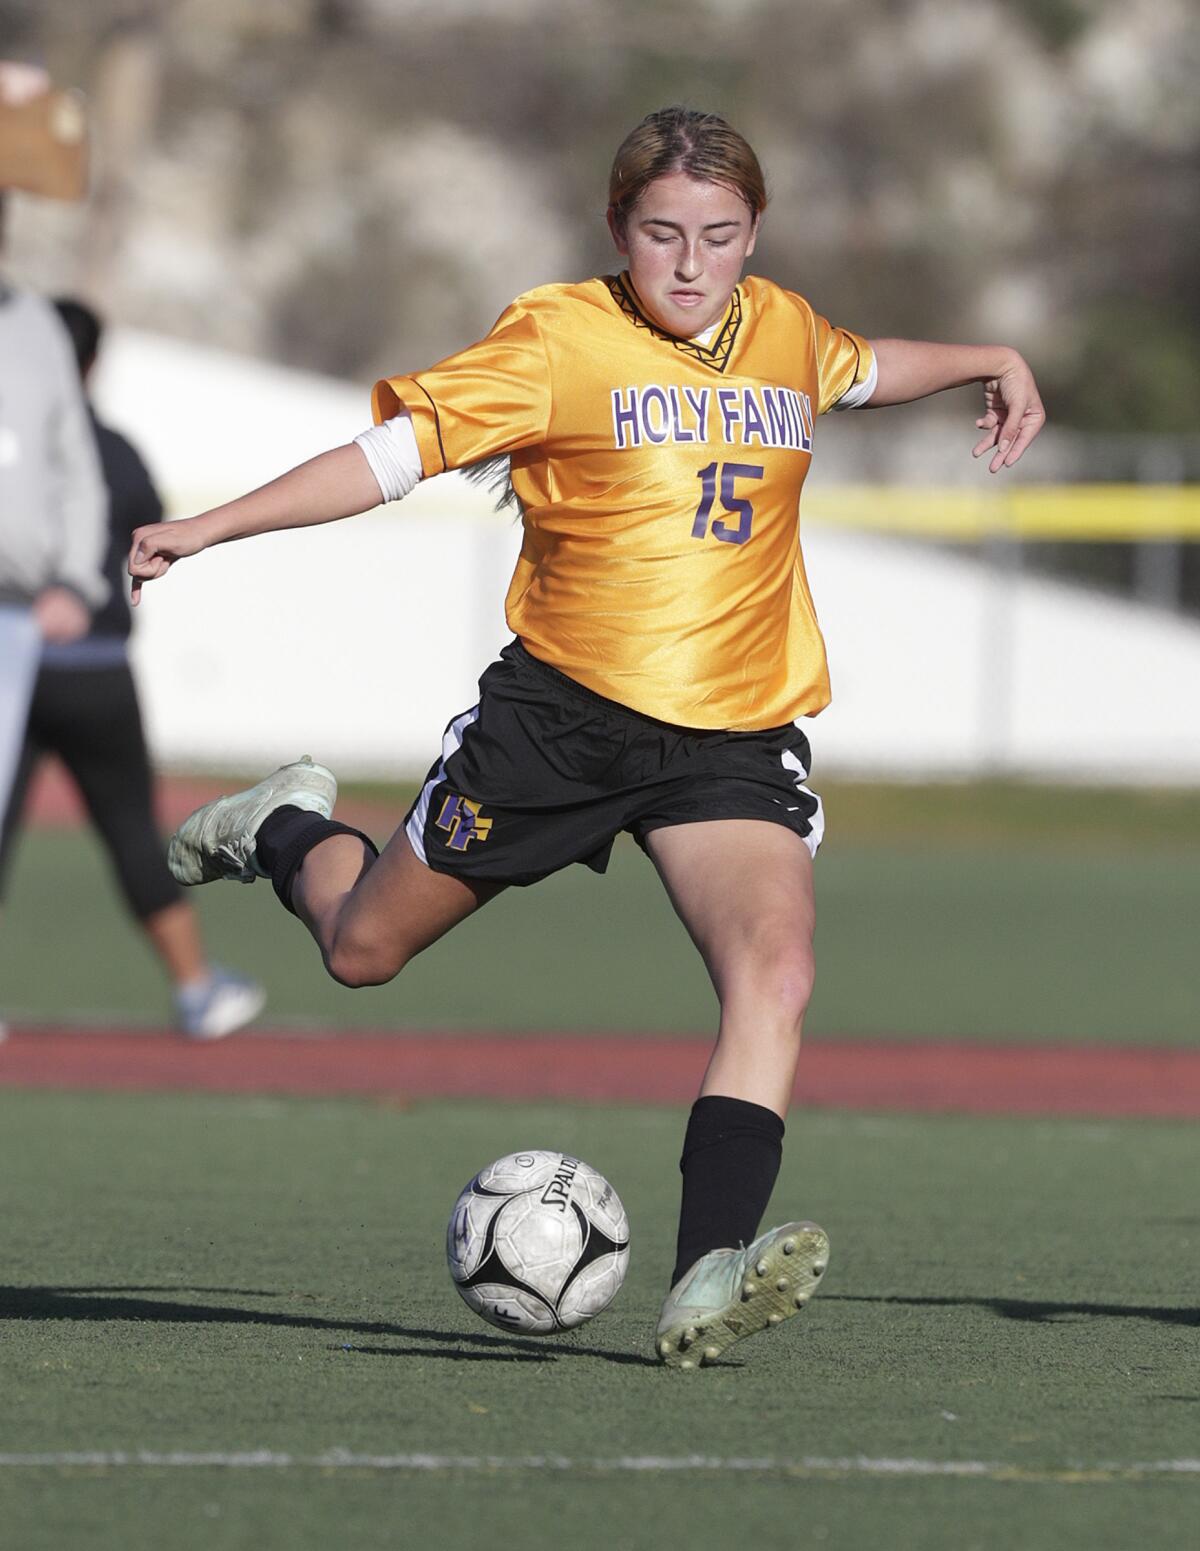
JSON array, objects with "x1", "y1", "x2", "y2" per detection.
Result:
[{"x1": 0, "y1": 1451, "x2": 1197, "y2": 1479}]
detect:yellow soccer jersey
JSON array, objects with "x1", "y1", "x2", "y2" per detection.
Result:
[{"x1": 373, "y1": 273, "x2": 874, "y2": 730}]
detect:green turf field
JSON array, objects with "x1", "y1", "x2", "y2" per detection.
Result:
[
  {"x1": 1, "y1": 1090, "x2": 1196, "y2": 1550},
  {"x1": 3, "y1": 781, "x2": 1198, "y2": 1041}
]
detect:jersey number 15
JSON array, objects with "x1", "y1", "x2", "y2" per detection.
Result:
[{"x1": 692, "y1": 462, "x2": 764, "y2": 546}]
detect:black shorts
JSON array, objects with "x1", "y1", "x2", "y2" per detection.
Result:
[{"x1": 405, "y1": 640, "x2": 824, "y2": 887}]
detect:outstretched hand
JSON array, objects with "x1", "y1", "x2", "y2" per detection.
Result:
[
  {"x1": 973, "y1": 355, "x2": 1045, "y2": 473},
  {"x1": 128, "y1": 519, "x2": 207, "y2": 606}
]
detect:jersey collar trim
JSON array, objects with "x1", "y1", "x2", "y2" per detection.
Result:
[{"x1": 606, "y1": 273, "x2": 743, "y2": 373}]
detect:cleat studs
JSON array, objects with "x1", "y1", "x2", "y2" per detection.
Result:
[
  {"x1": 768, "y1": 1312, "x2": 783, "y2": 1325},
  {"x1": 741, "y1": 1282, "x2": 756, "y2": 1300},
  {"x1": 704, "y1": 1345, "x2": 720, "y2": 1361},
  {"x1": 813, "y1": 1263, "x2": 826, "y2": 1277},
  {"x1": 782, "y1": 1239, "x2": 796, "y2": 1255},
  {"x1": 794, "y1": 1293, "x2": 808, "y2": 1307},
  {"x1": 755, "y1": 1260, "x2": 769, "y2": 1276},
  {"x1": 658, "y1": 1338, "x2": 673, "y2": 1356},
  {"x1": 775, "y1": 1277, "x2": 789, "y2": 1292},
  {"x1": 680, "y1": 1358, "x2": 696, "y2": 1371}
]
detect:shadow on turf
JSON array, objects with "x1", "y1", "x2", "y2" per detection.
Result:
[
  {"x1": 336, "y1": 1343, "x2": 550, "y2": 1363},
  {"x1": 0, "y1": 1285, "x2": 657, "y2": 1366},
  {"x1": 828, "y1": 1294, "x2": 1200, "y2": 1327}
]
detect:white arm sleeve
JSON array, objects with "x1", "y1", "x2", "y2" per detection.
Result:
[
  {"x1": 353, "y1": 413, "x2": 424, "y2": 503},
  {"x1": 831, "y1": 352, "x2": 879, "y2": 411}
]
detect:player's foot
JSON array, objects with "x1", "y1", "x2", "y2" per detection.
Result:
[
  {"x1": 167, "y1": 756, "x2": 337, "y2": 885},
  {"x1": 175, "y1": 968, "x2": 267, "y2": 1040},
  {"x1": 654, "y1": 1221, "x2": 830, "y2": 1370}
]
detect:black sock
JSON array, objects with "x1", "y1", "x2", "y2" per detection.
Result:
[
  {"x1": 256, "y1": 805, "x2": 379, "y2": 914},
  {"x1": 671, "y1": 1095, "x2": 785, "y2": 1288}
]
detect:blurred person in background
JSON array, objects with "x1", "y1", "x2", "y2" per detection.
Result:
[
  {"x1": 0, "y1": 62, "x2": 108, "y2": 1042},
  {"x1": 0, "y1": 194, "x2": 104, "y2": 810},
  {"x1": 0, "y1": 62, "x2": 263, "y2": 1038},
  {"x1": 0, "y1": 297, "x2": 266, "y2": 1040},
  {"x1": 0, "y1": 62, "x2": 106, "y2": 810}
]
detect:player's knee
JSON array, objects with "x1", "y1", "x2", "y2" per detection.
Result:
[
  {"x1": 722, "y1": 933, "x2": 815, "y2": 1031},
  {"x1": 325, "y1": 922, "x2": 410, "y2": 989},
  {"x1": 762, "y1": 959, "x2": 815, "y2": 1034},
  {"x1": 780, "y1": 959, "x2": 816, "y2": 1031}
]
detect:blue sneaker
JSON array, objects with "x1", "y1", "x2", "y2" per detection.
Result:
[{"x1": 175, "y1": 968, "x2": 266, "y2": 1040}]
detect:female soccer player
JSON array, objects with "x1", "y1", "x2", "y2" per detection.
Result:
[{"x1": 128, "y1": 107, "x2": 1045, "y2": 1368}]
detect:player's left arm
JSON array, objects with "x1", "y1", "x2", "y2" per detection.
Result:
[{"x1": 866, "y1": 339, "x2": 1046, "y2": 473}]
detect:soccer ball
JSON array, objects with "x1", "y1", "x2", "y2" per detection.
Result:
[{"x1": 446, "y1": 1150, "x2": 630, "y2": 1334}]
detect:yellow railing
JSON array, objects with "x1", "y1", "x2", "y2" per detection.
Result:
[
  {"x1": 166, "y1": 482, "x2": 1200, "y2": 540},
  {"x1": 803, "y1": 485, "x2": 1200, "y2": 540}
]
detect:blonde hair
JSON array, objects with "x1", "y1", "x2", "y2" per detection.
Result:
[{"x1": 608, "y1": 107, "x2": 767, "y2": 230}]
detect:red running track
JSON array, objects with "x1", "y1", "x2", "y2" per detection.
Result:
[{"x1": 0, "y1": 1029, "x2": 1197, "y2": 1117}]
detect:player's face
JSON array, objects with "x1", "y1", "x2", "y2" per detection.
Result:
[{"x1": 608, "y1": 170, "x2": 759, "y2": 337}]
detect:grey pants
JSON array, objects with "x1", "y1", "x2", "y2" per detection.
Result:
[{"x1": 0, "y1": 606, "x2": 40, "y2": 821}]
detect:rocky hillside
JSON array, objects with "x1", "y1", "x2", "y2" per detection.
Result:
[{"x1": 4, "y1": 0, "x2": 1198, "y2": 432}]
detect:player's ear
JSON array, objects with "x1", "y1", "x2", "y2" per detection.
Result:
[
  {"x1": 606, "y1": 204, "x2": 630, "y2": 255},
  {"x1": 745, "y1": 210, "x2": 761, "y2": 257}
]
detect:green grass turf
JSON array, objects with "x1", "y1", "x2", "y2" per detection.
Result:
[
  {"x1": 3, "y1": 778, "x2": 1199, "y2": 1040},
  {"x1": 0, "y1": 1091, "x2": 1196, "y2": 1550}
]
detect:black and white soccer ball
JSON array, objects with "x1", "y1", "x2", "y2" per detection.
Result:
[{"x1": 446, "y1": 1150, "x2": 630, "y2": 1334}]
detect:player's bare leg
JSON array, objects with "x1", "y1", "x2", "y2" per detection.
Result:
[
  {"x1": 292, "y1": 825, "x2": 503, "y2": 987},
  {"x1": 647, "y1": 818, "x2": 815, "y2": 1113},
  {"x1": 166, "y1": 757, "x2": 503, "y2": 988},
  {"x1": 644, "y1": 818, "x2": 828, "y2": 1368}
]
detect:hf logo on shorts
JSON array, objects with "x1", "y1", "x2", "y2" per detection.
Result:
[{"x1": 435, "y1": 793, "x2": 493, "y2": 850}]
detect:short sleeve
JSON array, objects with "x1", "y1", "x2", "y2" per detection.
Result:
[
  {"x1": 813, "y1": 316, "x2": 877, "y2": 415},
  {"x1": 372, "y1": 300, "x2": 552, "y2": 476}
]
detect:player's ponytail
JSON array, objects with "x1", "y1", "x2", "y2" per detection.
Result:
[{"x1": 608, "y1": 107, "x2": 767, "y2": 231}]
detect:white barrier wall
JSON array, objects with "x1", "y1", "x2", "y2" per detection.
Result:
[
  {"x1": 130, "y1": 485, "x2": 523, "y2": 773},
  {"x1": 806, "y1": 530, "x2": 1200, "y2": 781},
  {"x1": 98, "y1": 330, "x2": 1200, "y2": 782}
]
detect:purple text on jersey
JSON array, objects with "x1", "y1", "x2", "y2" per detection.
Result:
[{"x1": 611, "y1": 384, "x2": 813, "y2": 452}]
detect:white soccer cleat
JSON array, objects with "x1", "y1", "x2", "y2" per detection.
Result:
[
  {"x1": 655, "y1": 1221, "x2": 830, "y2": 1370},
  {"x1": 167, "y1": 756, "x2": 337, "y2": 885}
]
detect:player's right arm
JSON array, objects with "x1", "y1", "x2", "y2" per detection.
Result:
[
  {"x1": 128, "y1": 441, "x2": 383, "y2": 605},
  {"x1": 132, "y1": 297, "x2": 551, "y2": 603}
]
